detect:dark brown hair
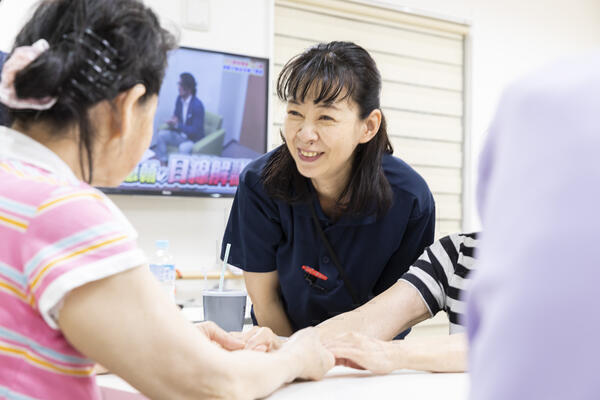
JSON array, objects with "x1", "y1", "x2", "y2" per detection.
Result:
[
  {"x1": 9, "y1": 0, "x2": 176, "y2": 182},
  {"x1": 262, "y1": 41, "x2": 393, "y2": 217},
  {"x1": 179, "y1": 72, "x2": 197, "y2": 96}
]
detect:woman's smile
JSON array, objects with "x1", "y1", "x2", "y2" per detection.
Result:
[{"x1": 298, "y1": 148, "x2": 324, "y2": 162}]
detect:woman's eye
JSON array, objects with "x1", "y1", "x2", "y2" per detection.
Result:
[
  {"x1": 287, "y1": 110, "x2": 301, "y2": 117},
  {"x1": 319, "y1": 115, "x2": 334, "y2": 121}
]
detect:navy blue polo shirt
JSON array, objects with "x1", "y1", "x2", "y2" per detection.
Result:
[{"x1": 222, "y1": 149, "x2": 435, "y2": 331}]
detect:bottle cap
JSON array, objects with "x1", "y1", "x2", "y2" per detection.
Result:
[{"x1": 156, "y1": 239, "x2": 169, "y2": 249}]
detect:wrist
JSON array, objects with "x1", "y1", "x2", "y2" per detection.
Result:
[
  {"x1": 277, "y1": 343, "x2": 304, "y2": 381},
  {"x1": 389, "y1": 340, "x2": 410, "y2": 371}
]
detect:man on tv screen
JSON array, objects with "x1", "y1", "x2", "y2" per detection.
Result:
[
  {"x1": 154, "y1": 72, "x2": 205, "y2": 163},
  {"x1": 104, "y1": 47, "x2": 268, "y2": 197}
]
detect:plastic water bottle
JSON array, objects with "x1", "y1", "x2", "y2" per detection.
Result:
[{"x1": 149, "y1": 240, "x2": 176, "y2": 302}]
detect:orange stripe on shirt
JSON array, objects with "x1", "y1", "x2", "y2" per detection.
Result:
[
  {"x1": 0, "y1": 281, "x2": 28, "y2": 302},
  {"x1": 37, "y1": 192, "x2": 104, "y2": 213},
  {"x1": 0, "y1": 213, "x2": 28, "y2": 231},
  {"x1": 0, "y1": 343, "x2": 94, "y2": 377},
  {"x1": 30, "y1": 235, "x2": 129, "y2": 290},
  {"x1": 0, "y1": 279, "x2": 35, "y2": 307}
]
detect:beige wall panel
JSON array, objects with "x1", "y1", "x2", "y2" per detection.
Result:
[
  {"x1": 275, "y1": 5, "x2": 463, "y2": 65},
  {"x1": 273, "y1": 37, "x2": 463, "y2": 91},
  {"x1": 435, "y1": 219, "x2": 463, "y2": 240},
  {"x1": 381, "y1": 81, "x2": 463, "y2": 117},
  {"x1": 374, "y1": 52, "x2": 463, "y2": 91},
  {"x1": 434, "y1": 193, "x2": 462, "y2": 220},
  {"x1": 390, "y1": 137, "x2": 462, "y2": 168},
  {"x1": 414, "y1": 166, "x2": 462, "y2": 195},
  {"x1": 276, "y1": 0, "x2": 468, "y2": 37},
  {"x1": 384, "y1": 109, "x2": 462, "y2": 142}
]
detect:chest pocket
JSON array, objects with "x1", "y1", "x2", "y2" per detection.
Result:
[
  {"x1": 302, "y1": 263, "x2": 339, "y2": 294},
  {"x1": 309, "y1": 203, "x2": 361, "y2": 305}
]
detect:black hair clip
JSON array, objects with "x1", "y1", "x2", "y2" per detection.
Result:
[{"x1": 62, "y1": 28, "x2": 122, "y2": 102}]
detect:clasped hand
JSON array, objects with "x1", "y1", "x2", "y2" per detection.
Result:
[{"x1": 195, "y1": 321, "x2": 283, "y2": 352}]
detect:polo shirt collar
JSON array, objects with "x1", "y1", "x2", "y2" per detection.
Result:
[
  {"x1": 294, "y1": 180, "x2": 378, "y2": 227},
  {"x1": 0, "y1": 126, "x2": 79, "y2": 183}
]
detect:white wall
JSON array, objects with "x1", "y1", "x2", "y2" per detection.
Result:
[
  {"x1": 382, "y1": 0, "x2": 600, "y2": 229},
  {"x1": 2, "y1": 0, "x2": 600, "y2": 268}
]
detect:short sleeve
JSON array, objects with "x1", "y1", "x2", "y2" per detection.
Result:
[
  {"x1": 222, "y1": 167, "x2": 283, "y2": 272},
  {"x1": 21, "y1": 187, "x2": 147, "y2": 329},
  {"x1": 373, "y1": 194, "x2": 435, "y2": 295},
  {"x1": 400, "y1": 234, "x2": 462, "y2": 317}
]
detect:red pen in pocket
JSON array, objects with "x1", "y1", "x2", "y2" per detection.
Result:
[{"x1": 302, "y1": 265, "x2": 328, "y2": 281}]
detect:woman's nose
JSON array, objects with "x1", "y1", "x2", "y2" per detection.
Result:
[{"x1": 296, "y1": 123, "x2": 318, "y2": 143}]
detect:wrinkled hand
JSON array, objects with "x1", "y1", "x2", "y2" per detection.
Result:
[
  {"x1": 195, "y1": 321, "x2": 245, "y2": 351},
  {"x1": 230, "y1": 326, "x2": 283, "y2": 352},
  {"x1": 326, "y1": 332, "x2": 396, "y2": 374},
  {"x1": 282, "y1": 327, "x2": 335, "y2": 381}
]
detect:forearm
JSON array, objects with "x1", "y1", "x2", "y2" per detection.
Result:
[
  {"x1": 222, "y1": 349, "x2": 302, "y2": 400},
  {"x1": 60, "y1": 268, "x2": 238, "y2": 399},
  {"x1": 253, "y1": 298, "x2": 294, "y2": 337},
  {"x1": 318, "y1": 305, "x2": 380, "y2": 340},
  {"x1": 131, "y1": 335, "x2": 304, "y2": 400},
  {"x1": 388, "y1": 333, "x2": 468, "y2": 373},
  {"x1": 318, "y1": 280, "x2": 430, "y2": 341}
]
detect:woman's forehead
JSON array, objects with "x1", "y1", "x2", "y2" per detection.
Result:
[
  {"x1": 288, "y1": 97, "x2": 351, "y2": 109},
  {"x1": 289, "y1": 82, "x2": 351, "y2": 104},
  {"x1": 286, "y1": 73, "x2": 354, "y2": 101},
  {"x1": 288, "y1": 96, "x2": 359, "y2": 115}
]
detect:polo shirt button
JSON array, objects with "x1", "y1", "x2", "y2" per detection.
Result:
[{"x1": 322, "y1": 256, "x2": 330, "y2": 264}]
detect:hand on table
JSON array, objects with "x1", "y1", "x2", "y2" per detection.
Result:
[
  {"x1": 282, "y1": 327, "x2": 335, "y2": 381},
  {"x1": 325, "y1": 332, "x2": 395, "y2": 374},
  {"x1": 230, "y1": 326, "x2": 284, "y2": 352},
  {"x1": 195, "y1": 321, "x2": 245, "y2": 351}
]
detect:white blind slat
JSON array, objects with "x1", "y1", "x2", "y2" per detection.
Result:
[
  {"x1": 389, "y1": 136, "x2": 462, "y2": 168},
  {"x1": 381, "y1": 81, "x2": 463, "y2": 117},
  {"x1": 275, "y1": 5, "x2": 464, "y2": 65},
  {"x1": 273, "y1": 37, "x2": 463, "y2": 91}
]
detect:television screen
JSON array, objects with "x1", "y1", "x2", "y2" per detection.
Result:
[{"x1": 102, "y1": 47, "x2": 269, "y2": 197}]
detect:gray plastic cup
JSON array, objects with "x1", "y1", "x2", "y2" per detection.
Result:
[{"x1": 202, "y1": 289, "x2": 247, "y2": 332}]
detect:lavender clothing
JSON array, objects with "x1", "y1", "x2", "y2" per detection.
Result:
[{"x1": 467, "y1": 51, "x2": 600, "y2": 399}]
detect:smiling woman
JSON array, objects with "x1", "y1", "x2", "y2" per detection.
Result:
[{"x1": 222, "y1": 41, "x2": 436, "y2": 336}]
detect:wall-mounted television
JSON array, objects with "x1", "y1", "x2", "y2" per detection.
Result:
[{"x1": 102, "y1": 46, "x2": 269, "y2": 197}]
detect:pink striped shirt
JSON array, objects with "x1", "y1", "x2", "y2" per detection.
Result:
[{"x1": 0, "y1": 127, "x2": 147, "y2": 400}]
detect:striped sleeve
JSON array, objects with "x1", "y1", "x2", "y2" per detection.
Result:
[
  {"x1": 21, "y1": 186, "x2": 147, "y2": 329},
  {"x1": 400, "y1": 232, "x2": 479, "y2": 330}
]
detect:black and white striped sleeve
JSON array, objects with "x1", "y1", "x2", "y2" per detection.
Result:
[{"x1": 400, "y1": 232, "x2": 479, "y2": 332}]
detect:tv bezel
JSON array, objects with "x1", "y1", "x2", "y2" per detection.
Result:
[{"x1": 100, "y1": 46, "x2": 270, "y2": 198}]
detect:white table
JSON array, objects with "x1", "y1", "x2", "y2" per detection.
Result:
[{"x1": 97, "y1": 367, "x2": 469, "y2": 400}]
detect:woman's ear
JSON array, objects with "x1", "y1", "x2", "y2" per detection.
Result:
[
  {"x1": 110, "y1": 83, "x2": 147, "y2": 140},
  {"x1": 359, "y1": 108, "x2": 382, "y2": 144}
]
